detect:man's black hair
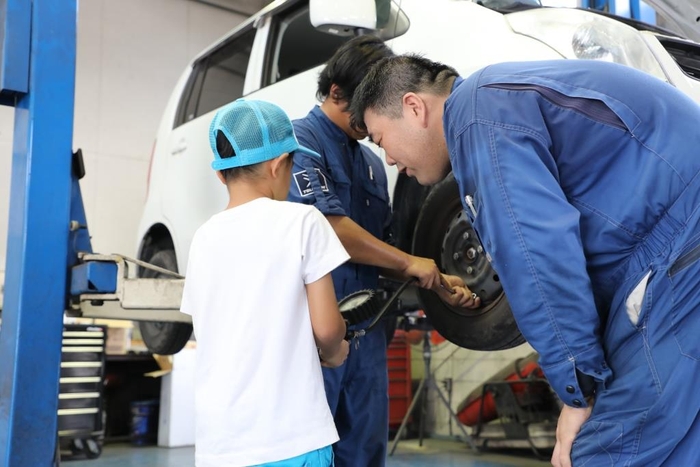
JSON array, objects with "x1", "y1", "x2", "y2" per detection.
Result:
[
  {"x1": 316, "y1": 35, "x2": 394, "y2": 108},
  {"x1": 350, "y1": 54, "x2": 459, "y2": 132}
]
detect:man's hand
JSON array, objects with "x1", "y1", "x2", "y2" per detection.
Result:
[
  {"x1": 552, "y1": 403, "x2": 593, "y2": 467},
  {"x1": 402, "y1": 255, "x2": 442, "y2": 290},
  {"x1": 435, "y1": 274, "x2": 481, "y2": 308}
]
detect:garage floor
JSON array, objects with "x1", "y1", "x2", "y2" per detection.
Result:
[{"x1": 64, "y1": 438, "x2": 550, "y2": 466}]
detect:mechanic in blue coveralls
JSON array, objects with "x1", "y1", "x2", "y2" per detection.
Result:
[
  {"x1": 288, "y1": 38, "x2": 477, "y2": 466},
  {"x1": 350, "y1": 55, "x2": 700, "y2": 466}
]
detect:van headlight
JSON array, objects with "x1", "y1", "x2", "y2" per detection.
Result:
[{"x1": 506, "y1": 8, "x2": 666, "y2": 81}]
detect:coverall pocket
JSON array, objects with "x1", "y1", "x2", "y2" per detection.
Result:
[
  {"x1": 624, "y1": 271, "x2": 652, "y2": 327},
  {"x1": 359, "y1": 180, "x2": 389, "y2": 237},
  {"x1": 668, "y1": 242, "x2": 700, "y2": 359},
  {"x1": 361, "y1": 178, "x2": 388, "y2": 206},
  {"x1": 482, "y1": 83, "x2": 629, "y2": 132},
  {"x1": 571, "y1": 420, "x2": 623, "y2": 466}
]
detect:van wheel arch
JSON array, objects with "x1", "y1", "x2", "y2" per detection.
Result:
[{"x1": 138, "y1": 227, "x2": 193, "y2": 355}]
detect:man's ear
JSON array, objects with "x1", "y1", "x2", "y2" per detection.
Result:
[
  {"x1": 216, "y1": 170, "x2": 227, "y2": 185},
  {"x1": 403, "y1": 92, "x2": 428, "y2": 127},
  {"x1": 329, "y1": 83, "x2": 344, "y2": 104}
]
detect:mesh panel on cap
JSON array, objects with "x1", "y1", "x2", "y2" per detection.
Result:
[
  {"x1": 221, "y1": 105, "x2": 264, "y2": 152},
  {"x1": 260, "y1": 103, "x2": 294, "y2": 145}
]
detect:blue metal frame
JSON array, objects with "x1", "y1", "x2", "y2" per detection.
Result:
[
  {"x1": 0, "y1": 1, "x2": 77, "y2": 465},
  {"x1": 629, "y1": 0, "x2": 641, "y2": 19},
  {"x1": 71, "y1": 263, "x2": 117, "y2": 296},
  {"x1": 0, "y1": 0, "x2": 30, "y2": 100},
  {"x1": 580, "y1": 0, "x2": 646, "y2": 21}
]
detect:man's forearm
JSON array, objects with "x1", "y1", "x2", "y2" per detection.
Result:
[{"x1": 326, "y1": 215, "x2": 410, "y2": 276}]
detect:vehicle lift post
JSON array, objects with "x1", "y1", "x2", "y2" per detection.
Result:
[
  {"x1": 0, "y1": 4, "x2": 189, "y2": 464},
  {"x1": 0, "y1": 1, "x2": 79, "y2": 466}
]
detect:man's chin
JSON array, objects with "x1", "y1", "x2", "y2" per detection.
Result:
[
  {"x1": 411, "y1": 174, "x2": 440, "y2": 186},
  {"x1": 414, "y1": 172, "x2": 446, "y2": 186}
]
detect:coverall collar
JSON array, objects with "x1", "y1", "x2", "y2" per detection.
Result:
[{"x1": 310, "y1": 105, "x2": 355, "y2": 146}]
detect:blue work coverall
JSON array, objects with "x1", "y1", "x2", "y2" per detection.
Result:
[
  {"x1": 446, "y1": 60, "x2": 700, "y2": 465},
  {"x1": 288, "y1": 106, "x2": 392, "y2": 467}
]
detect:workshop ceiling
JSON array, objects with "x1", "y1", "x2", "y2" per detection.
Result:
[{"x1": 191, "y1": 0, "x2": 274, "y2": 17}]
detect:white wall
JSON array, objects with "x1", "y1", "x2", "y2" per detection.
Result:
[{"x1": 0, "y1": 0, "x2": 246, "y2": 294}]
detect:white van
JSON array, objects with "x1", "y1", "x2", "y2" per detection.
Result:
[{"x1": 135, "y1": 0, "x2": 700, "y2": 354}]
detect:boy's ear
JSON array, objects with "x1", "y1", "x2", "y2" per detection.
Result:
[
  {"x1": 270, "y1": 153, "x2": 292, "y2": 179},
  {"x1": 216, "y1": 170, "x2": 227, "y2": 185}
]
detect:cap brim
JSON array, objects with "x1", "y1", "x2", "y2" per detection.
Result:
[{"x1": 295, "y1": 145, "x2": 321, "y2": 159}]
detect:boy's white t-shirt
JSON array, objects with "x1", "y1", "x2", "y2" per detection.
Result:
[{"x1": 180, "y1": 198, "x2": 350, "y2": 467}]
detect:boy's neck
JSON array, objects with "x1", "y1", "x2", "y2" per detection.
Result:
[{"x1": 224, "y1": 181, "x2": 275, "y2": 210}]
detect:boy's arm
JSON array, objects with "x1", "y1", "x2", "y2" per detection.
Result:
[{"x1": 306, "y1": 273, "x2": 349, "y2": 367}]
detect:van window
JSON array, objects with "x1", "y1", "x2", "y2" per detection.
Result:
[
  {"x1": 179, "y1": 63, "x2": 206, "y2": 125},
  {"x1": 175, "y1": 27, "x2": 256, "y2": 127},
  {"x1": 264, "y1": 6, "x2": 349, "y2": 87}
]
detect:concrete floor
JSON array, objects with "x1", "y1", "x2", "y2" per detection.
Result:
[{"x1": 64, "y1": 438, "x2": 550, "y2": 467}]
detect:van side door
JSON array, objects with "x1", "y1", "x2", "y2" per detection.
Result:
[{"x1": 162, "y1": 26, "x2": 257, "y2": 260}]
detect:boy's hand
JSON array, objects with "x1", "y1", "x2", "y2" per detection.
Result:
[{"x1": 320, "y1": 340, "x2": 350, "y2": 368}]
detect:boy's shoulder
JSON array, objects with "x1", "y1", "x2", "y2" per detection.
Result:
[
  {"x1": 193, "y1": 200, "x2": 323, "y2": 241},
  {"x1": 235, "y1": 198, "x2": 322, "y2": 223},
  {"x1": 277, "y1": 199, "x2": 321, "y2": 219}
]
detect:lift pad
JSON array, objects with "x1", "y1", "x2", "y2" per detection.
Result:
[{"x1": 68, "y1": 254, "x2": 191, "y2": 324}]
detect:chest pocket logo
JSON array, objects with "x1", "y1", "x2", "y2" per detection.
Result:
[{"x1": 293, "y1": 169, "x2": 330, "y2": 197}]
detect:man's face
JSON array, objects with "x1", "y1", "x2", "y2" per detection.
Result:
[
  {"x1": 339, "y1": 106, "x2": 368, "y2": 141},
  {"x1": 364, "y1": 106, "x2": 450, "y2": 186}
]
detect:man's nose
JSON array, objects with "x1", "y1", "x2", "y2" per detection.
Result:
[{"x1": 385, "y1": 153, "x2": 397, "y2": 166}]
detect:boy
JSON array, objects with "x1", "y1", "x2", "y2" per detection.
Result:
[{"x1": 181, "y1": 98, "x2": 350, "y2": 467}]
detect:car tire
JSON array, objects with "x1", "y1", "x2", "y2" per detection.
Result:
[
  {"x1": 411, "y1": 173, "x2": 525, "y2": 351},
  {"x1": 391, "y1": 173, "x2": 431, "y2": 252},
  {"x1": 138, "y1": 249, "x2": 193, "y2": 355}
]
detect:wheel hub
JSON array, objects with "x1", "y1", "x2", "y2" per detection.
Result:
[{"x1": 440, "y1": 210, "x2": 503, "y2": 309}]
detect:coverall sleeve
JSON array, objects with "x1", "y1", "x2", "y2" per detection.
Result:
[
  {"x1": 459, "y1": 121, "x2": 612, "y2": 408},
  {"x1": 287, "y1": 123, "x2": 347, "y2": 217}
]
